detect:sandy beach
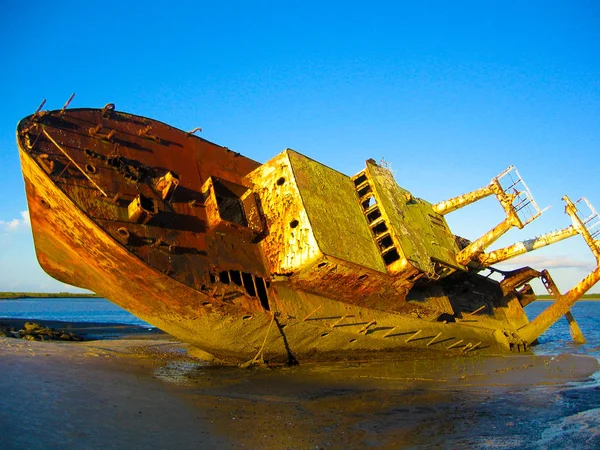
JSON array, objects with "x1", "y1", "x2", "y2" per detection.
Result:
[{"x1": 1, "y1": 319, "x2": 599, "y2": 449}]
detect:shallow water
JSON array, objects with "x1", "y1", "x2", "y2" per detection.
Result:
[
  {"x1": 1, "y1": 298, "x2": 598, "y2": 357},
  {"x1": 0, "y1": 297, "x2": 151, "y2": 327},
  {"x1": 152, "y1": 347, "x2": 600, "y2": 448},
  {"x1": 152, "y1": 300, "x2": 600, "y2": 448},
  {"x1": 2, "y1": 298, "x2": 600, "y2": 448},
  {"x1": 525, "y1": 301, "x2": 600, "y2": 359}
]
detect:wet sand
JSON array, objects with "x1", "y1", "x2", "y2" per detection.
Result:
[{"x1": 1, "y1": 320, "x2": 599, "y2": 449}]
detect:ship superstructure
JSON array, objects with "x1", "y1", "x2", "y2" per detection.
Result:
[{"x1": 16, "y1": 98, "x2": 600, "y2": 364}]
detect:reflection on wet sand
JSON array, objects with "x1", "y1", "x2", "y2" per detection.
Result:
[
  {"x1": 1, "y1": 321, "x2": 599, "y2": 449},
  {"x1": 157, "y1": 352, "x2": 600, "y2": 448}
]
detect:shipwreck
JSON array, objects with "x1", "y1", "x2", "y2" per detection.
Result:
[{"x1": 16, "y1": 97, "x2": 600, "y2": 364}]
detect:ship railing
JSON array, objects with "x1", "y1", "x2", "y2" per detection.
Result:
[
  {"x1": 495, "y1": 165, "x2": 541, "y2": 227},
  {"x1": 432, "y1": 165, "x2": 541, "y2": 223},
  {"x1": 432, "y1": 165, "x2": 542, "y2": 266}
]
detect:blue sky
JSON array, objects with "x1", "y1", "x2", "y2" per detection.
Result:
[{"x1": 1, "y1": 1, "x2": 599, "y2": 294}]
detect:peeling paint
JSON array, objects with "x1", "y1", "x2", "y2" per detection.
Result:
[{"x1": 15, "y1": 105, "x2": 600, "y2": 364}]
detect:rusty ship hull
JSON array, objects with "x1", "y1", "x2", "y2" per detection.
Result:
[{"x1": 17, "y1": 103, "x2": 600, "y2": 364}]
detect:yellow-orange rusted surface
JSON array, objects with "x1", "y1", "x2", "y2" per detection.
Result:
[
  {"x1": 477, "y1": 227, "x2": 578, "y2": 267},
  {"x1": 16, "y1": 104, "x2": 600, "y2": 363},
  {"x1": 517, "y1": 196, "x2": 600, "y2": 345}
]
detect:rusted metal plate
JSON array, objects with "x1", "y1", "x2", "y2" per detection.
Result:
[{"x1": 16, "y1": 104, "x2": 600, "y2": 363}]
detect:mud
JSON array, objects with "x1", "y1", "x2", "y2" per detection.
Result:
[{"x1": 1, "y1": 323, "x2": 598, "y2": 449}]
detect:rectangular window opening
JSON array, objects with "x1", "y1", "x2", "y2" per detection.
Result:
[
  {"x1": 357, "y1": 185, "x2": 372, "y2": 198},
  {"x1": 367, "y1": 209, "x2": 382, "y2": 223},
  {"x1": 213, "y1": 179, "x2": 248, "y2": 227},
  {"x1": 382, "y1": 248, "x2": 401, "y2": 265},
  {"x1": 372, "y1": 222, "x2": 388, "y2": 236},
  {"x1": 377, "y1": 235, "x2": 394, "y2": 250},
  {"x1": 139, "y1": 195, "x2": 155, "y2": 212},
  {"x1": 353, "y1": 174, "x2": 367, "y2": 186},
  {"x1": 362, "y1": 196, "x2": 376, "y2": 210}
]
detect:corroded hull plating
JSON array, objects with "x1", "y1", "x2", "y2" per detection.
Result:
[{"x1": 17, "y1": 104, "x2": 599, "y2": 363}]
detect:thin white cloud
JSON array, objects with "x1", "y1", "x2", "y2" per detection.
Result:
[
  {"x1": 0, "y1": 210, "x2": 31, "y2": 232},
  {"x1": 496, "y1": 254, "x2": 595, "y2": 271}
]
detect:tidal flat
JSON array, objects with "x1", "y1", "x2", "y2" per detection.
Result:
[{"x1": 1, "y1": 319, "x2": 599, "y2": 449}]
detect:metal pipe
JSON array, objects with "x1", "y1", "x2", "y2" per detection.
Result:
[
  {"x1": 447, "y1": 339, "x2": 464, "y2": 349},
  {"x1": 468, "y1": 305, "x2": 487, "y2": 315},
  {"x1": 34, "y1": 99, "x2": 47, "y2": 116},
  {"x1": 60, "y1": 93, "x2": 75, "y2": 113},
  {"x1": 405, "y1": 329, "x2": 422, "y2": 343},
  {"x1": 457, "y1": 219, "x2": 513, "y2": 265},
  {"x1": 303, "y1": 305, "x2": 322, "y2": 321},
  {"x1": 565, "y1": 196, "x2": 600, "y2": 263},
  {"x1": 433, "y1": 166, "x2": 525, "y2": 216},
  {"x1": 427, "y1": 332, "x2": 442, "y2": 347},
  {"x1": 477, "y1": 226, "x2": 577, "y2": 266},
  {"x1": 433, "y1": 185, "x2": 494, "y2": 215},
  {"x1": 383, "y1": 326, "x2": 398, "y2": 338},
  {"x1": 518, "y1": 266, "x2": 600, "y2": 344},
  {"x1": 358, "y1": 320, "x2": 377, "y2": 334},
  {"x1": 565, "y1": 311, "x2": 586, "y2": 344},
  {"x1": 331, "y1": 314, "x2": 353, "y2": 328}
]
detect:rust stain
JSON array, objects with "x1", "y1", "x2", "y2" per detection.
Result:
[{"x1": 14, "y1": 101, "x2": 600, "y2": 364}]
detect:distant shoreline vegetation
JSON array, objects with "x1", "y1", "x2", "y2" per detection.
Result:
[
  {"x1": 0, "y1": 292, "x2": 100, "y2": 299},
  {"x1": 535, "y1": 294, "x2": 599, "y2": 300}
]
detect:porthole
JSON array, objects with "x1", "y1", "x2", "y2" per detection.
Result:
[
  {"x1": 290, "y1": 219, "x2": 299, "y2": 228},
  {"x1": 276, "y1": 177, "x2": 285, "y2": 186},
  {"x1": 85, "y1": 164, "x2": 97, "y2": 174},
  {"x1": 117, "y1": 227, "x2": 130, "y2": 239}
]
